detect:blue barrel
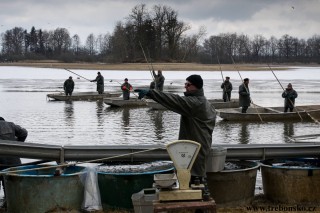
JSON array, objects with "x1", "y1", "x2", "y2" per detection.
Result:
[
  {"x1": 98, "y1": 161, "x2": 173, "y2": 210},
  {"x1": 2, "y1": 165, "x2": 86, "y2": 213}
]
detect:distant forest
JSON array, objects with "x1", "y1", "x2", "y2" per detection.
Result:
[{"x1": 1, "y1": 4, "x2": 319, "y2": 64}]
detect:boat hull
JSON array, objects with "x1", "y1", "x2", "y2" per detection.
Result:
[
  {"x1": 147, "y1": 99, "x2": 239, "y2": 110},
  {"x1": 104, "y1": 97, "x2": 147, "y2": 107},
  {"x1": 47, "y1": 92, "x2": 121, "y2": 101},
  {"x1": 217, "y1": 105, "x2": 320, "y2": 122}
]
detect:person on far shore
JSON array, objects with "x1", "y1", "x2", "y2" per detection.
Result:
[
  {"x1": 221, "y1": 76, "x2": 232, "y2": 102},
  {"x1": 91, "y1": 72, "x2": 104, "y2": 94},
  {"x1": 63, "y1": 76, "x2": 74, "y2": 96},
  {"x1": 239, "y1": 78, "x2": 251, "y2": 113},
  {"x1": 152, "y1": 70, "x2": 165, "y2": 91},
  {"x1": 121, "y1": 78, "x2": 133, "y2": 100},
  {"x1": 282, "y1": 83, "x2": 298, "y2": 112}
]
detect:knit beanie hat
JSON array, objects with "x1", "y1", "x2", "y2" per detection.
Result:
[{"x1": 186, "y1": 75, "x2": 203, "y2": 89}]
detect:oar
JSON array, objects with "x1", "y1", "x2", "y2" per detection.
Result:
[
  {"x1": 267, "y1": 64, "x2": 319, "y2": 123},
  {"x1": 64, "y1": 68, "x2": 94, "y2": 83},
  {"x1": 231, "y1": 55, "x2": 263, "y2": 122}
]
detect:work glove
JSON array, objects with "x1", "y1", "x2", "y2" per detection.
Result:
[{"x1": 134, "y1": 89, "x2": 149, "y2": 99}]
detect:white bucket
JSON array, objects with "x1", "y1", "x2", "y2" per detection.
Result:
[{"x1": 206, "y1": 147, "x2": 227, "y2": 172}]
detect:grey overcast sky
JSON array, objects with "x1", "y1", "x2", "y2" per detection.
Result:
[{"x1": 0, "y1": 0, "x2": 319, "y2": 43}]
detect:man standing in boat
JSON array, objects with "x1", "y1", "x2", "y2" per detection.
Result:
[
  {"x1": 221, "y1": 76, "x2": 232, "y2": 102},
  {"x1": 282, "y1": 83, "x2": 298, "y2": 112},
  {"x1": 239, "y1": 78, "x2": 251, "y2": 113},
  {"x1": 91, "y1": 72, "x2": 104, "y2": 94},
  {"x1": 121, "y1": 78, "x2": 133, "y2": 100},
  {"x1": 135, "y1": 74, "x2": 216, "y2": 198},
  {"x1": 152, "y1": 70, "x2": 165, "y2": 91},
  {"x1": 63, "y1": 76, "x2": 74, "y2": 96}
]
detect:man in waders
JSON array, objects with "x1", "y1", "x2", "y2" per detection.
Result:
[{"x1": 135, "y1": 75, "x2": 216, "y2": 201}]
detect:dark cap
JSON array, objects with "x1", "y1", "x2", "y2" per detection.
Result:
[
  {"x1": 69, "y1": 76, "x2": 72, "y2": 79},
  {"x1": 124, "y1": 78, "x2": 128, "y2": 81},
  {"x1": 97, "y1": 72, "x2": 101, "y2": 74},
  {"x1": 186, "y1": 74, "x2": 203, "y2": 89},
  {"x1": 0, "y1": 117, "x2": 4, "y2": 121},
  {"x1": 244, "y1": 78, "x2": 249, "y2": 82}
]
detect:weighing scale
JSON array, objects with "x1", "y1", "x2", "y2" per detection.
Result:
[{"x1": 155, "y1": 140, "x2": 204, "y2": 201}]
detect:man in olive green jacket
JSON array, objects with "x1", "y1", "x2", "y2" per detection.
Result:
[{"x1": 135, "y1": 75, "x2": 216, "y2": 182}]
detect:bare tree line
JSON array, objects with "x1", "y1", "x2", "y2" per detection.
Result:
[{"x1": 1, "y1": 4, "x2": 319, "y2": 64}]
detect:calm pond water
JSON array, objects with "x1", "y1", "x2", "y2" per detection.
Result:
[{"x1": 1, "y1": 66, "x2": 320, "y2": 146}]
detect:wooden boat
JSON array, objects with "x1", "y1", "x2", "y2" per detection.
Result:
[
  {"x1": 104, "y1": 97, "x2": 147, "y2": 107},
  {"x1": 47, "y1": 92, "x2": 121, "y2": 101},
  {"x1": 146, "y1": 99, "x2": 239, "y2": 110},
  {"x1": 217, "y1": 105, "x2": 320, "y2": 122}
]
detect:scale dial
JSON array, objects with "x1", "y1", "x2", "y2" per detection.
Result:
[{"x1": 166, "y1": 140, "x2": 201, "y2": 170}]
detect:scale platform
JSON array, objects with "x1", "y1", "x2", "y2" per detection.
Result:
[{"x1": 155, "y1": 140, "x2": 204, "y2": 201}]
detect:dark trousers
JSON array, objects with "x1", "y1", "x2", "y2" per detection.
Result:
[
  {"x1": 242, "y1": 106, "x2": 249, "y2": 113},
  {"x1": 223, "y1": 92, "x2": 231, "y2": 102},
  {"x1": 284, "y1": 107, "x2": 294, "y2": 112}
]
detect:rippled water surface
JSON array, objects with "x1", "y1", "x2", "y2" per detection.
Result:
[{"x1": 1, "y1": 66, "x2": 320, "y2": 146}]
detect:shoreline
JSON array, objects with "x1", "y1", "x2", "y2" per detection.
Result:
[{"x1": 1, "y1": 61, "x2": 317, "y2": 71}]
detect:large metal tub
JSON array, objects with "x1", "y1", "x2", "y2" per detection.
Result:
[
  {"x1": 206, "y1": 160, "x2": 259, "y2": 207},
  {"x1": 261, "y1": 158, "x2": 320, "y2": 203},
  {"x1": 98, "y1": 161, "x2": 173, "y2": 210},
  {"x1": 2, "y1": 164, "x2": 86, "y2": 213}
]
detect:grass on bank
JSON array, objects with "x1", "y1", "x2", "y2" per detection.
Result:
[{"x1": 0, "y1": 61, "x2": 294, "y2": 71}]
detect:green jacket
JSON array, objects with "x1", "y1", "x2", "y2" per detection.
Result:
[
  {"x1": 239, "y1": 83, "x2": 251, "y2": 107},
  {"x1": 147, "y1": 88, "x2": 216, "y2": 177}
]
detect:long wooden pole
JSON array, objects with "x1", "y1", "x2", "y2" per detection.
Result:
[
  {"x1": 139, "y1": 41, "x2": 155, "y2": 81},
  {"x1": 267, "y1": 64, "x2": 319, "y2": 123},
  {"x1": 216, "y1": 52, "x2": 230, "y2": 102},
  {"x1": 230, "y1": 55, "x2": 263, "y2": 122},
  {"x1": 64, "y1": 68, "x2": 93, "y2": 82}
]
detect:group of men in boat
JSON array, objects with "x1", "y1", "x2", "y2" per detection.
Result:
[
  {"x1": 62, "y1": 70, "x2": 165, "y2": 100},
  {"x1": 221, "y1": 76, "x2": 298, "y2": 113},
  {"x1": 63, "y1": 71, "x2": 298, "y2": 113},
  {"x1": 63, "y1": 71, "x2": 105, "y2": 96},
  {"x1": 120, "y1": 70, "x2": 165, "y2": 100}
]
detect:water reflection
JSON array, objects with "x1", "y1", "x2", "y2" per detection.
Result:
[
  {"x1": 64, "y1": 101, "x2": 74, "y2": 127},
  {"x1": 96, "y1": 100, "x2": 105, "y2": 126},
  {"x1": 122, "y1": 108, "x2": 130, "y2": 128},
  {"x1": 283, "y1": 122, "x2": 294, "y2": 143},
  {"x1": 148, "y1": 109, "x2": 165, "y2": 141},
  {"x1": 239, "y1": 123, "x2": 250, "y2": 144}
]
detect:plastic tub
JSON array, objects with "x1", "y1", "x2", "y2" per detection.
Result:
[
  {"x1": 206, "y1": 160, "x2": 259, "y2": 207},
  {"x1": 98, "y1": 161, "x2": 173, "y2": 210},
  {"x1": 2, "y1": 164, "x2": 86, "y2": 213},
  {"x1": 261, "y1": 158, "x2": 320, "y2": 203}
]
